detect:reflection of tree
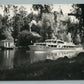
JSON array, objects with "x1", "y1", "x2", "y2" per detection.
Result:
[{"x1": 13, "y1": 49, "x2": 30, "y2": 67}]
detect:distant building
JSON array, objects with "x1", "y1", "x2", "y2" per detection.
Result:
[{"x1": 0, "y1": 40, "x2": 15, "y2": 49}]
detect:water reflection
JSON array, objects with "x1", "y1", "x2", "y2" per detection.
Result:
[
  {"x1": 30, "y1": 51, "x2": 80, "y2": 63},
  {"x1": 13, "y1": 49, "x2": 30, "y2": 67},
  {"x1": 0, "y1": 49, "x2": 83, "y2": 70},
  {"x1": 0, "y1": 49, "x2": 30, "y2": 70},
  {"x1": 29, "y1": 50, "x2": 82, "y2": 63},
  {"x1": 0, "y1": 50, "x2": 14, "y2": 70}
]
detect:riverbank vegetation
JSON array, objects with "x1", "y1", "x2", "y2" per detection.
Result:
[{"x1": 0, "y1": 4, "x2": 84, "y2": 46}]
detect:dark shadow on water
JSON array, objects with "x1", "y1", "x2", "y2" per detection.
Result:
[{"x1": 13, "y1": 49, "x2": 30, "y2": 68}]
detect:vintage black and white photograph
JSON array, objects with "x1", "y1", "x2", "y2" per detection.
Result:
[{"x1": 0, "y1": 4, "x2": 84, "y2": 80}]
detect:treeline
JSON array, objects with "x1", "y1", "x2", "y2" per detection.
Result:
[{"x1": 0, "y1": 4, "x2": 84, "y2": 46}]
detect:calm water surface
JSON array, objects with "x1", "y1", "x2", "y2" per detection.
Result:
[{"x1": 0, "y1": 49, "x2": 83, "y2": 70}]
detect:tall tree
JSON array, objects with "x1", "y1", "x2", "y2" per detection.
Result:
[
  {"x1": 12, "y1": 6, "x2": 27, "y2": 40},
  {"x1": 32, "y1": 4, "x2": 52, "y2": 19},
  {"x1": 0, "y1": 5, "x2": 14, "y2": 41},
  {"x1": 68, "y1": 4, "x2": 84, "y2": 44}
]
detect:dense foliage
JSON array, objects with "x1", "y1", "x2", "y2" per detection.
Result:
[{"x1": 0, "y1": 4, "x2": 84, "y2": 46}]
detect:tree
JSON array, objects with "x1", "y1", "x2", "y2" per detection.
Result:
[
  {"x1": 12, "y1": 5, "x2": 18, "y2": 15},
  {"x1": 12, "y1": 6, "x2": 28, "y2": 40},
  {"x1": 68, "y1": 4, "x2": 84, "y2": 44},
  {"x1": 0, "y1": 25, "x2": 13, "y2": 40},
  {"x1": 0, "y1": 5, "x2": 13, "y2": 41},
  {"x1": 31, "y1": 24, "x2": 40, "y2": 34},
  {"x1": 19, "y1": 6, "x2": 27, "y2": 18},
  {"x1": 53, "y1": 9, "x2": 72, "y2": 42},
  {"x1": 18, "y1": 30, "x2": 32, "y2": 46},
  {"x1": 32, "y1": 4, "x2": 52, "y2": 19},
  {"x1": 40, "y1": 13, "x2": 54, "y2": 41},
  {"x1": 18, "y1": 30, "x2": 41, "y2": 46},
  {"x1": 76, "y1": 4, "x2": 84, "y2": 44}
]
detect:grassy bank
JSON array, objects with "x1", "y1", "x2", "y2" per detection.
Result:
[{"x1": 0, "y1": 52, "x2": 84, "y2": 80}]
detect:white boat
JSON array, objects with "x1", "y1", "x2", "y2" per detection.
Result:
[{"x1": 28, "y1": 39, "x2": 84, "y2": 51}]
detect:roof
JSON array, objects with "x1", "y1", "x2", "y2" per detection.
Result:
[
  {"x1": 64, "y1": 42, "x2": 76, "y2": 46},
  {"x1": 0, "y1": 39, "x2": 14, "y2": 42},
  {"x1": 45, "y1": 39, "x2": 63, "y2": 42}
]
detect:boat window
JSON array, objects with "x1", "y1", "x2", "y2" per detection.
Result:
[
  {"x1": 53, "y1": 45, "x2": 57, "y2": 47},
  {"x1": 63, "y1": 46, "x2": 67, "y2": 48},
  {"x1": 43, "y1": 44, "x2": 46, "y2": 46},
  {"x1": 36, "y1": 44, "x2": 40, "y2": 45},
  {"x1": 57, "y1": 41, "x2": 64, "y2": 44},
  {"x1": 49, "y1": 41, "x2": 51, "y2": 43},
  {"x1": 51, "y1": 45, "x2": 53, "y2": 47},
  {"x1": 46, "y1": 41, "x2": 49, "y2": 43},
  {"x1": 48, "y1": 45, "x2": 51, "y2": 47},
  {"x1": 53, "y1": 41, "x2": 57, "y2": 43},
  {"x1": 63, "y1": 46, "x2": 73, "y2": 48},
  {"x1": 48, "y1": 45, "x2": 57, "y2": 47}
]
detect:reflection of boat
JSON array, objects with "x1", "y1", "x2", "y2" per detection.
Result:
[
  {"x1": 29, "y1": 50, "x2": 81, "y2": 63},
  {"x1": 46, "y1": 51, "x2": 79, "y2": 60},
  {"x1": 29, "y1": 39, "x2": 83, "y2": 51}
]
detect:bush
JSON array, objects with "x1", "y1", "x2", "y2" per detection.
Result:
[
  {"x1": 18, "y1": 30, "x2": 33, "y2": 46},
  {"x1": 18, "y1": 30, "x2": 41, "y2": 46}
]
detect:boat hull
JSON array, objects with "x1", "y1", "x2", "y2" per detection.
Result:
[{"x1": 28, "y1": 45, "x2": 83, "y2": 51}]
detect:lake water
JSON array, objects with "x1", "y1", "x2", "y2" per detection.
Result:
[{"x1": 0, "y1": 49, "x2": 83, "y2": 70}]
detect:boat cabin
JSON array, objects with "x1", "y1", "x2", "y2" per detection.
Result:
[
  {"x1": 33, "y1": 39, "x2": 77, "y2": 49},
  {"x1": 45, "y1": 39, "x2": 64, "y2": 44},
  {"x1": 34, "y1": 39, "x2": 65, "y2": 48},
  {"x1": 34, "y1": 43, "x2": 46, "y2": 46}
]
